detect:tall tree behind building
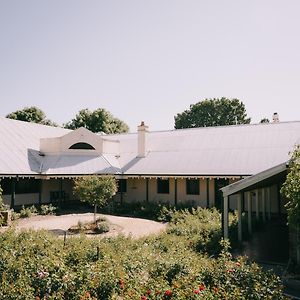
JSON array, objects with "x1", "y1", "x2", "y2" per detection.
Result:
[
  {"x1": 64, "y1": 108, "x2": 129, "y2": 134},
  {"x1": 174, "y1": 98, "x2": 251, "y2": 129},
  {"x1": 6, "y1": 106, "x2": 57, "y2": 126}
]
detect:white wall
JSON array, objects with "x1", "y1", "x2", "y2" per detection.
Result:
[{"x1": 113, "y1": 177, "x2": 214, "y2": 207}]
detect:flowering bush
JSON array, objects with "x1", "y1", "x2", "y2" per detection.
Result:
[{"x1": 0, "y1": 209, "x2": 286, "y2": 299}]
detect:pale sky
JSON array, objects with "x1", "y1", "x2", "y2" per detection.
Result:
[{"x1": 0, "y1": 0, "x2": 300, "y2": 132}]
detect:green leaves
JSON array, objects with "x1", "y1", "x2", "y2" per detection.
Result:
[
  {"x1": 174, "y1": 97, "x2": 251, "y2": 129},
  {"x1": 6, "y1": 106, "x2": 57, "y2": 126},
  {"x1": 281, "y1": 145, "x2": 300, "y2": 227},
  {"x1": 64, "y1": 108, "x2": 129, "y2": 134},
  {"x1": 73, "y1": 176, "x2": 117, "y2": 208}
]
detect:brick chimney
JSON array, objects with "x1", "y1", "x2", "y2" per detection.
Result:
[{"x1": 137, "y1": 121, "x2": 148, "y2": 157}]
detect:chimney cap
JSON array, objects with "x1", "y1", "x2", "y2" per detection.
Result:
[
  {"x1": 272, "y1": 112, "x2": 279, "y2": 123},
  {"x1": 140, "y1": 121, "x2": 145, "y2": 126}
]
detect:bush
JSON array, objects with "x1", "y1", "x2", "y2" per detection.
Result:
[
  {"x1": 95, "y1": 221, "x2": 109, "y2": 233},
  {"x1": 0, "y1": 209, "x2": 286, "y2": 299},
  {"x1": 39, "y1": 204, "x2": 57, "y2": 215},
  {"x1": 19, "y1": 205, "x2": 37, "y2": 218}
]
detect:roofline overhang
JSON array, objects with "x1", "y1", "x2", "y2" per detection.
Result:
[
  {"x1": 221, "y1": 162, "x2": 288, "y2": 197},
  {"x1": 0, "y1": 173, "x2": 249, "y2": 179}
]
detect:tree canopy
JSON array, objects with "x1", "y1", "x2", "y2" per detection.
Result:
[
  {"x1": 73, "y1": 176, "x2": 117, "y2": 222},
  {"x1": 64, "y1": 108, "x2": 129, "y2": 134},
  {"x1": 260, "y1": 118, "x2": 270, "y2": 123},
  {"x1": 174, "y1": 98, "x2": 251, "y2": 129},
  {"x1": 6, "y1": 106, "x2": 57, "y2": 126},
  {"x1": 281, "y1": 146, "x2": 300, "y2": 227}
]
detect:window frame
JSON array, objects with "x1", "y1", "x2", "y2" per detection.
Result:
[
  {"x1": 186, "y1": 178, "x2": 200, "y2": 195},
  {"x1": 157, "y1": 178, "x2": 170, "y2": 194}
]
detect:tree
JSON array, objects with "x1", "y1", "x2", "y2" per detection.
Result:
[
  {"x1": 73, "y1": 176, "x2": 117, "y2": 222},
  {"x1": 281, "y1": 146, "x2": 300, "y2": 265},
  {"x1": 6, "y1": 106, "x2": 57, "y2": 126},
  {"x1": 260, "y1": 118, "x2": 270, "y2": 123},
  {"x1": 64, "y1": 108, "x2": 129, "y2": 134},
  {"x1": 174, "y1": 98, "x2": 251, "y2": 129},
  {"x1": 281, "y1": 145, "x2": 300, "y2": 228}
]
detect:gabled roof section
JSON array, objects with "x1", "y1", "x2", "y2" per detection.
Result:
[
  {"x1": 106, "y1": 121, "x2": 300, "y2": 176},
  {"x1": 1, "y1": 117, "x2": 300, "y2": 178},
  {"x1": 40, "y1": 126, "x2": 104, "y2": 154},
  {"x1": 221, "y1": 162, "x2": 288, "y2": 197},
  {"x1": 0, "y1": 117, "x2": 69, "y2": 175}
]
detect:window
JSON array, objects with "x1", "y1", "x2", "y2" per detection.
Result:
[
  {"x1": 117, "y1": 179, "x2": 127, "y2": 193},
  {"x1": 157, "y1": 178, "x2": 169, "y2": 194},
  {"x1": 0, "y1": 178, "x2": 40, "y2": 194},
  {"x1": 16, "y1": 179, "x2": 40, "y2": 194},
  {"x1": 69, "y1": 142, "x2": 95, "y2": 150},
  {"x1": 186, "y1": 178, "x2": 200, "y2": 195}
]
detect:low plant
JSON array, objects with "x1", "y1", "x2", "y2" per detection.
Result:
[
  {"x1": 95, "y1": 221, "x2": 109, "y2": 233},
  {"x1": 0, "y1": 209, "x2": 287, "y2": 299},
  {"x1": 39, "y1": 204, "x2": 57, "y2": 215},
  {"x1": 19, "y1": 205, "x2": 38, "y2": 218}
]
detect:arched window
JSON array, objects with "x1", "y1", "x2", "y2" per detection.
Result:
[{"x1": 69, "y1": 142, "x2": 95, "y2": 150}]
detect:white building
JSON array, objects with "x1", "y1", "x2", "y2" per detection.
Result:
[{"x1": 0, "y1": 117, "x2": 299, "y2": 213}]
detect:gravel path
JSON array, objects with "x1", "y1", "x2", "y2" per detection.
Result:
[{"x1": 12, "y1": 213, "x2": 167, "y2": 238}]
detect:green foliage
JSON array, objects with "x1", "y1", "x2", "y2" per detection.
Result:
[
  {"x1": 281, "y1": 145, "x2": 300, "y2": 227},
  {"x1": 19, "y1": 205, "x2": 38, "y2": 218},
  {"x1": 0, "y1": 182, "x2": 6, "y2": 211},
  {"x1": 260, "y1": 117, "x2": 270, "y2": 123},
  {"x1": 95, "y1": 221, "x2": 109, "y2": 233},
  {"x1": 174, "y1": 97, "x2": 251, "y2": 129},
  {"x1": 6, "y1": 106, "x2": 57, "y2": 126},
  {"x1": 0, "y1": 225, "x2": 285, "y2": 299},
  {"x1": 39, "y1": 204, "x2": 57, "y2": 216},
  {"x1": 73, "y1": 176, "x2": 117, "y2": 208},
  {"x1": 64, "y1": 108, "x2": 129, "y2": 134}
]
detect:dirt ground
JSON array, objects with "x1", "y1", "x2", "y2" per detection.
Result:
[{"x1": 9, "y1": 213, "x2": 167, "y2": 238}]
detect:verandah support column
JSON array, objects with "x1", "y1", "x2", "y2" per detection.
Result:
[
  {"x1": 267, "y1": 187, "x2": 271, "y2": 220},
  {"x1": 11, "y1": 178, "x2": 16, "y2": 209},
  {"x1": 146, "y1": 178, "x2": 149, "y2": 203},
  {"x1": 174, "y1": 178, "x2": 177, "y2": 206},
  {"x1": 120, "y1": 179, "x2": 123, "y2": 205},
  {"x1": 206, "y1": 178, "x2": 209, "y2": 208},
  {"x1": 59, "y1": 178, "x2": 63, "y2": 204},
  {"x1": 38, "y1": 179, "x2": 42, "y2": 205},
  {"x1": 255, "y1": 189, "x2": 259, "y2": 221},
  {"x1": 247, "y1": 191, "x2": 252, "y2": 235},
  {"x1": 223, "y1": 195, "x2": 229, "y2": 239},
  {"x1": 237, "y1": 193, "x2": 242, "y2": 242},
  {"x1": 262, "y1": 188, "x2": 266, "y2": 222}
]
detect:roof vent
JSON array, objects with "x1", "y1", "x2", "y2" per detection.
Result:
[{"x1": 272, "y1": 112, "x2": 279, "y2": 123}]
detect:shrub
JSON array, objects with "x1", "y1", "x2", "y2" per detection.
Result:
[
  {"x1": 19, "y1": 205, "x2": 38, "y2": 218},
  {"x1": 0, "y1": 209, "x2": 286, "y2": 299},
  {"x1": 39, "y1": 204, "x2": 57, "y2": 215},
  {"x1": 95, "y1": 221, "x2": 109, "y2": 233}
]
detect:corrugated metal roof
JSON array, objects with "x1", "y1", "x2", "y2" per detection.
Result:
[
  {"x1": 0, "y1": 117, "x2": 68, "y2": 175},
  {"x1": 1, "y1": 117, "x2": 300, "y2": 177}
]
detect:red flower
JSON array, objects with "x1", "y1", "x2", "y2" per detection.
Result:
[
  {"x1": 236, "y1": 262, "x2": 241, "y2": 267},
  {"x1": 119, "y1": 279, "x2": 125, "y2": 289},
  {"x1": 146, "y1": 290, "x2": 151, "y2": 295},
  {"x1": 199, "y1": 284, "x2": 205, "y2": 291},
  {"x1": 141, "y1": 296, "x2": 148, "y2": 300},
  {"x1": 164, "y1": 290, "x2": 172, "y2": 296},
  {"x1": 194, "y1": 289, "x2": 200, "y2": 294},
  {"x1": 227, "y1": 268, "x2": 234, "y2": 273},
  {"x1": 213, "y1": 287, "x2": 218, "y2": 293}
]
